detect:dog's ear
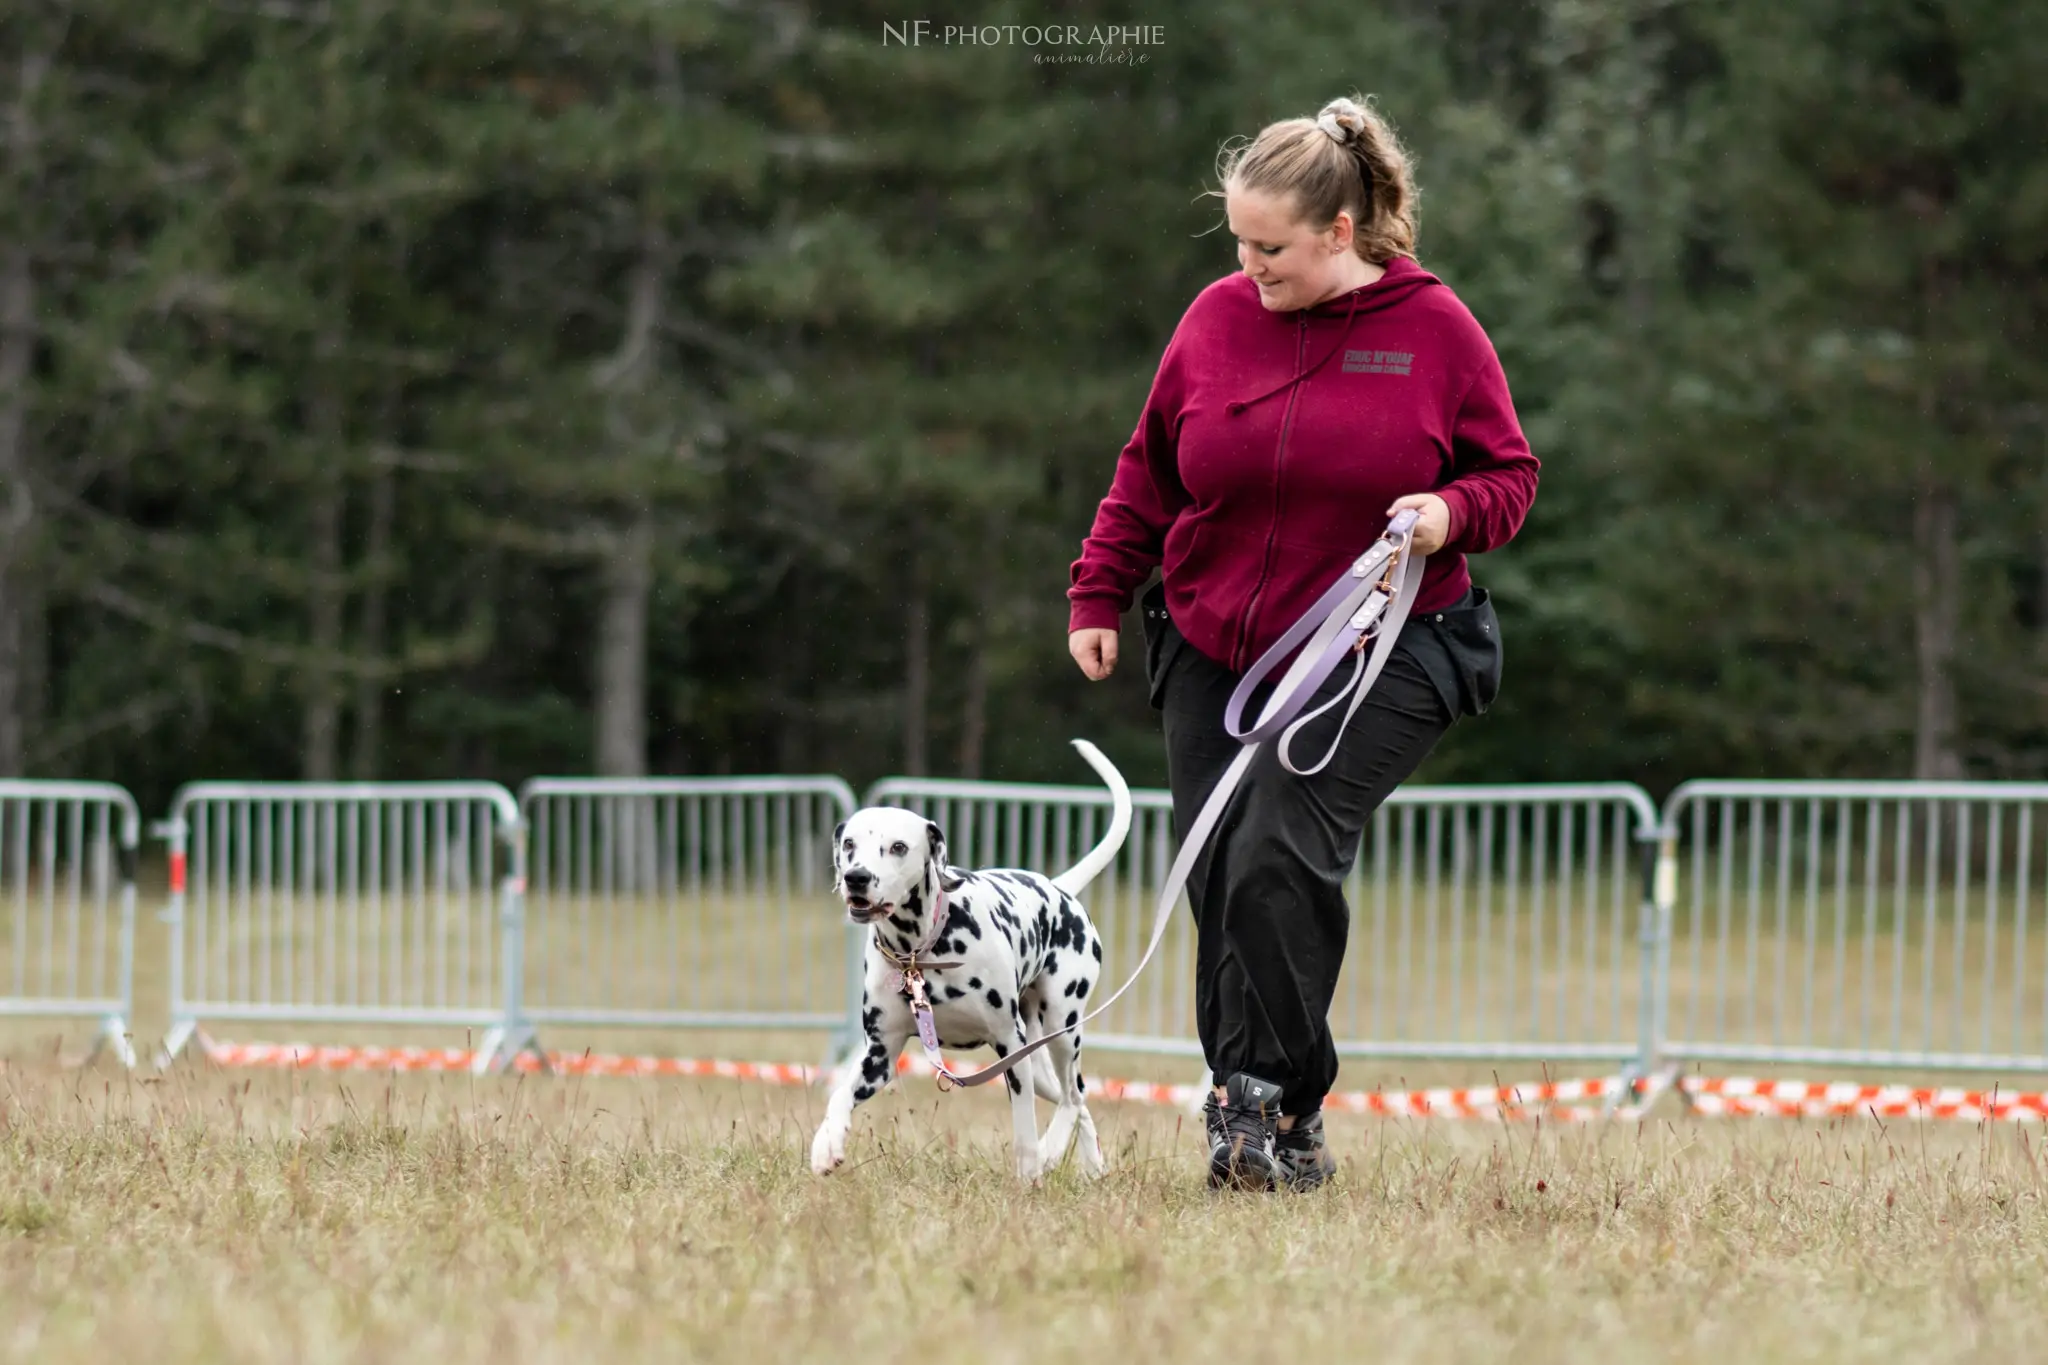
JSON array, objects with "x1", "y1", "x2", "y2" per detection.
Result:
[
  {"x1": 927, "y1": 819, "x2": 966, "y2": 892},
  {"x1": 831, "y1": 821, "x2": 847, "y2": 873}
]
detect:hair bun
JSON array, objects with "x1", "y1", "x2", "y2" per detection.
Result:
[{"x1": 1316, "y1": 98, "x2": 1364, "y2": 146}]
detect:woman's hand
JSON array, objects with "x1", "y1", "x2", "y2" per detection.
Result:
[
  {"x1": 1386, "y1": 493, "x2": 1451, "y2": 556},
  {"x1": 1070, "y1": 628, "x2": 1119, "y2": 681}
]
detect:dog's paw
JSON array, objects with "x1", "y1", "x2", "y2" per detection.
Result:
[
  {"x1": 1037, "y1": 1131, "x2": 1071, "y2": 1171},
  {"x1": 810, "y1": 1123, "x2": 848, "y2": 1176}
]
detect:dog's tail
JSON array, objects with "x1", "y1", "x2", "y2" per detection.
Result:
[{"x1": 1051, "y1": 739, "x2": 1133, "y2": 898}]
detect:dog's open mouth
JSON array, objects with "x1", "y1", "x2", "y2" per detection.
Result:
[{"x1": 843, "y1": 896, "x2": 886, "y2": 923}]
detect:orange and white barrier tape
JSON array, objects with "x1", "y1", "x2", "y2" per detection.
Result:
[
  {"x1": 193, "y1": 1036, "x2": 1635, "y2": 1121},
  {"x1": 1673, "y1": 1075, "x2": 2048, "y2": 1122},
  {"x1": 199, "y1": 1038, "x2": 829, "y2": 1084},
  {"x1": 187, "y1": 1039, "x2": 2048, "y2": 1124}
]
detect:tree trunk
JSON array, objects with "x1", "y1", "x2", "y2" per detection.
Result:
[
  {"x1": 775, "y1": 577, "x2": 807, "y2": 774},
  {"x1": 1912, "y1": 469, "x2": 1964, "y2": 780},
  {"x1": 903, "y1": 550, "x2": 929, "y2": 776},
  {"x1": 302, "y1": 325, "x2": 349, "y2": 781},
  {"x1": 349, "y1": 458, "x2": 395, "y2": 779},
  {"x1": 0, "y1": 241, "x2": 32, "y2": 777},
  {"x1": 0, "y1": 37, "x2": 52, "y2": 778},
  {"x1": 302, "y1": 472, "x2": 345, "y2": 781},
  {"x1": 958, "y1": 606, "x2": 988, "y2": 780},
  {"x1": 588, "y1": 208, "x2": 671, "y2": 779},
  {"x1": 595, "y1": 504, "x2": 652, "y2": 777}
]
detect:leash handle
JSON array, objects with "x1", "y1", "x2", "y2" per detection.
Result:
[
  {"x1": 942, "y1": 509, "x2": 1426, "y2": 1091},
  {"x1": 1273, "y1": 545, "x2": 1427, "y2": 775},
  {"x1": 1223, "y1": 511, "x2": 1425, "y2": 755}
]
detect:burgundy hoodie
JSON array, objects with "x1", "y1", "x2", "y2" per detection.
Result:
[{"x1": 1068, "y1": 258, "x2": 1540, "y2": 673}]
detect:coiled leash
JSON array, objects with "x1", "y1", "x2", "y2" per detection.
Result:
[{"x1": 920, "y1": 509, "x2": 1428, "y2": 1091}]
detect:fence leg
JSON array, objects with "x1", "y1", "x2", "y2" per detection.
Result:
[
  {"x1": 158, "y1": 1018, "x2": 200, "y2": 1070},
  {"x1": 154, "y1": 816, "x2": 190, "y2": 1072},
  {"x1": 1618, "y1": 829, "x2": 1673, "y2": 1111},
  {"x1": 80, "y1": 1013, "x2": 136, "y2": 1070},
  {"x1": 78, "y1": 861, "x2": 140, "y2": 1070},
  {"x1": 476, "y1": 1022, "x2": 547, "y2": 1076},
  {"x1": 484, "y1": 839, "x2": 550, "y2": 1076}
]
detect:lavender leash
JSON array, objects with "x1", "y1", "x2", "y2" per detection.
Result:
[{"x1": 945, "y1": 510, "x2": 1427, "y2": 1090}]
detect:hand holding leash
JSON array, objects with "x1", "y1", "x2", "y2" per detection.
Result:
[{"x1": 1386, "y1": 492, "x2": 1450, "y2": 555}]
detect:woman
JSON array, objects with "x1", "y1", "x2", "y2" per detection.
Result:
[{"x1": 1067, "y1": 95, "x2": 1540, "y2": 1191}]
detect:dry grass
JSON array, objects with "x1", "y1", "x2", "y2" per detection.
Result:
[{"x1": 4, "y1": 1053, "x2": 2048, "y2": 1364}]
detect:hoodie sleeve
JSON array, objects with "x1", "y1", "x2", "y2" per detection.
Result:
[
  {"x1": 1436, "y1": 338, "x2": 1541, "y2": 556},
  {"x1": 1067, "y1": 330, "x2": 1192, "y2": 634}
]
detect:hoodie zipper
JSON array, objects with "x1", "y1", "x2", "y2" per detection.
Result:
[{"x1": 1230, "y1": 312, "x2": 1309, "y2": 672}]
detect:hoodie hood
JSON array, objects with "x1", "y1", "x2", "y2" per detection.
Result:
[{"x1": 1225, "y1": 256, "x2": 1444, "y2": 416}]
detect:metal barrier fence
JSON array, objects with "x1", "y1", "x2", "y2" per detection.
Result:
[
  {"x1": 9, "y1": 766, "x2": 2040, "y2": 1087},
  {"x1": 516, "y1": 777, "x2": 861, "y2": 1054},
  {"x1": 863, "y1": 776, "x2": 1664, "y2": 1070},
  {"x1": 0, "y1": 781, "x2": 142, "y2": 1066},
  {"x1": 157, "y1": 782, "x2": 525, "y2": 1071},
  {"x1": 1655, "y1": 781, "x2": 2048, "y2": 1075}
]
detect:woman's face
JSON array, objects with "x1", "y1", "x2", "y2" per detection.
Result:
[{"x1": 1228, "y1": 184, "x2": 1355, "y2": 313}]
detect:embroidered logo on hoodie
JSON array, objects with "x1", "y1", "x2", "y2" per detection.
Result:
[{"x1": 1343, "y1": 348, "x2": 1412, "y2": 375}]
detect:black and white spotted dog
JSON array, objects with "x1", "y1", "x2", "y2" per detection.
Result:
[{"x1": 810, "y1": 740, "x2": 1131, "y2": 1181}]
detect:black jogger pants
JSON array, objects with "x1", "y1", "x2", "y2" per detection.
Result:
[{"x1": 1142, "y1": 580, "x2": 1502, "y2": 1116}]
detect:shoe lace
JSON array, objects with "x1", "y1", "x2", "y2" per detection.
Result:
[{"x1": 1215, "y1": 1102, "x2": 1275, "y2": 1154}]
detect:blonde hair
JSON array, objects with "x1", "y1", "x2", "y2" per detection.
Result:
[{"x1": 1214, "y1": 94, "x2": 1418, "y2": 263}]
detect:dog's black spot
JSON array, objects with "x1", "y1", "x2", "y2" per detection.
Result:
[
  {"x1": 1091, "y1": 939, "x2": 1103, "y2": 961},
  {"x1": 968, "y1": 977, "x2": 982, "y2": 990},
  {"x1": 1075, "y1": 977, "x2": 1091, "y2": 998},
  {"x1": 887, "y1": 912, "x2": 920, "y2": 936},
  {"x1": 860, "y1": 1051, "x2": 888, "y2": 1083},
  {"x1": 1065, "y1": 1010, "x2": 1079, "y2": 1028},
  {"x1": 944, "y1": 986, "x2": 964, "y2": 1000},
  {"x1": 862, "y1": 1005, "x2": 881, "y2": 1031},
  {"x1": 986, "y1": 988, "x2": 1003, "y2": 1009}
]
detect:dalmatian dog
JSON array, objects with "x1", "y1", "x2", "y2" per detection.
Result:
[{"x1": 810, "y1": 739, "x2": 1131, "y2": 1182}]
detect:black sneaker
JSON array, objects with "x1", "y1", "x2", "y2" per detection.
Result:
[
  {"x1": 1205, "y1": 1072, "x2": 1283, "y2": 1190},
  {"x1": 1274, "y1": 1109, "x2": 1334, "y2": 1191}
]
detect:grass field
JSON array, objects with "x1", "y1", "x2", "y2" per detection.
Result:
[{"x1": 4, "y1": 1054, "x2": 2048, "y2": 1364}]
